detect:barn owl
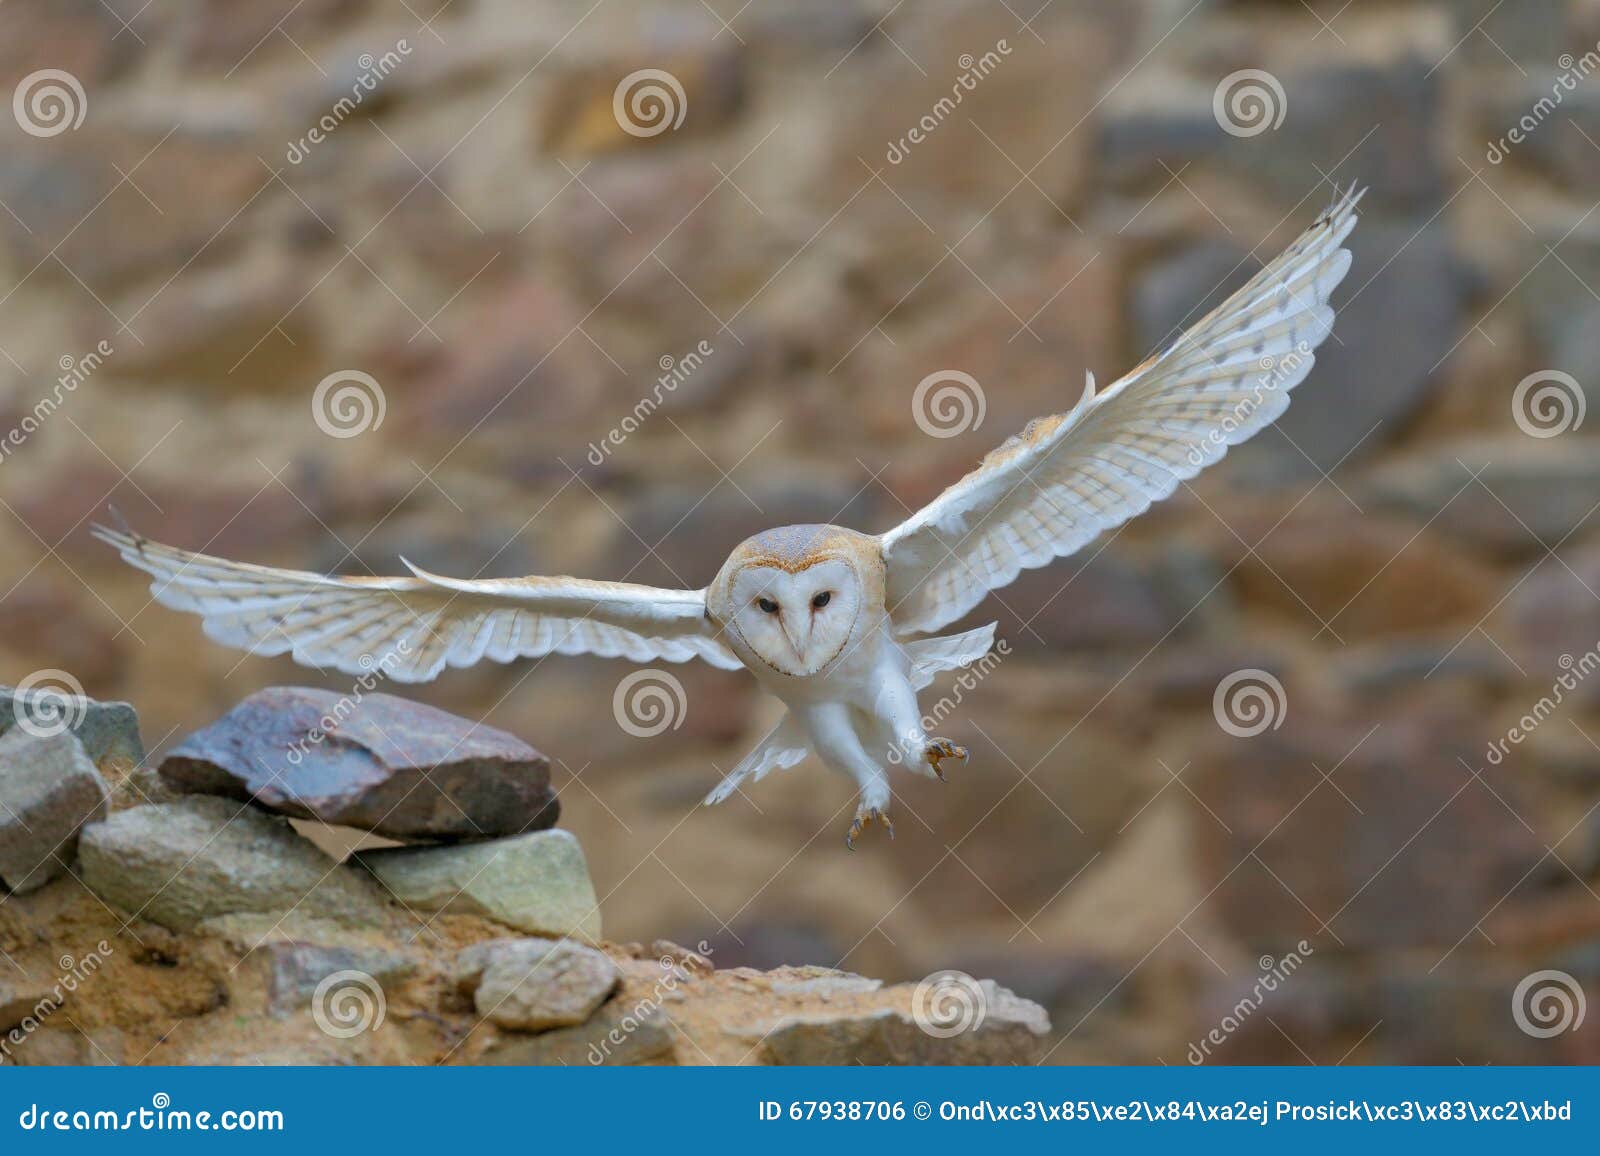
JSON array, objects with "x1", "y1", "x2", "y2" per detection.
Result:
[{"x1": 97, "y1": 187, "x2": 1362, "y2": 848}]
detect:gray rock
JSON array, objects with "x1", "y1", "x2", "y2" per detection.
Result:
[
  {"x1": 758, "y1": 979, "x2": 1051, "y2": 1065},
  {"x1": 0, "y1": 729, "x2": 109, "y2": 893},
  {"x1": 456, "y1": 937, "x2": 619, "y2": 1032},
  {"x1": 259, "y1": 942, "x2": 416, "y2": 1018},
  {"x1": 1360, "y1": 440, "x2": 1600, "y2": 557},
  {"x1": 1516, "y1": 225, "x2": 1600, "y2": 399},
  {"x1": 1102, "y1": 54, "x2": 1444, "y2": 210},
  {"x1": 78, "y1": 797, "x2": 388, "y2": 932},
  {"x1": 355, "y1": 829, "x2": 601, "y2": 941},
  {"x1": 0, "y1": 686, "x2": 143, "y2": 770},
  {"x1": 158, "y1": 687, "x2": 557, "y2": 843}
]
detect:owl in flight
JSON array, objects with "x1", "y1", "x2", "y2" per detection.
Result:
[{"x1": 99, "y1": 188, "x2": 1362, "y2": 848}]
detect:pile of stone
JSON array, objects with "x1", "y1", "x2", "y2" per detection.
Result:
[
  {"x1": 0, "y1": 685, "x2": 138, "y2": 894},
  {"x1": 1, "y1": 682, "x2": 1053, "y2": 1066},
  {"x1": 65, "y1": 686, "x2": 600, "y2": 942}
]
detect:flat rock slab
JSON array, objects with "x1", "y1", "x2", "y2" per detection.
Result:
[
  {"x1": 757, "y1": 979, "x2": 1051, "y2": 1065},
  {"x1": 0, "y1": 686, "x2": 144, "y2": 770},
  {"x1": 456, "y1": 937, "x2": 619, "y2": 1032},
  {"x1": 159, "y1": 687, "x2": 558, "y2": 842},
  {"x1": 356, "y1": 829, "x2": 601, "y2": 941},
  {"x1": 79, "y1": 796, "x2": 388, "y2": 932},
  {"x1": 0, "y1": 729, "x2": 109, "y2": 893}
]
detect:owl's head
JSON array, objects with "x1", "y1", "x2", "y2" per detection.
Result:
[{"x1": 710, "y1": 524, "x2": 878, "y2": 678}]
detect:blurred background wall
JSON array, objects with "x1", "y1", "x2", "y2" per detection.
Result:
[{"x1": 2, "y1": 0, "x2": 1600, "y2": 1063}]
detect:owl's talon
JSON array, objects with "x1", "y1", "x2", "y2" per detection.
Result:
[
  {"x1": 845, "y1": 806, "x2": 894, "y2": 850},
  {"x1": 925, "y1": 738, "x2": 969, "y2": 781}
]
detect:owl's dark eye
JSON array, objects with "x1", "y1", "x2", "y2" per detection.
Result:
[
  {"x1": 757, "y1": 597, "x2": 779, "y2": 614},
  {"x1": 811, "y1": 591, "x2": 832, "y2": 609}
]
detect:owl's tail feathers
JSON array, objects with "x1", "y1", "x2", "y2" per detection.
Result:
[
  {"x1": 703, "y1": 712, "x2": 810, "y2": 806},
  {"x1": 904, "y1": 622, "x2": 999, "y2": 690}
]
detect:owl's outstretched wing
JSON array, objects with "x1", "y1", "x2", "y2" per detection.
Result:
[
  {"x1": 879, "y1": 185, "x2": 1363, "y2": 637},
  {"x1": 94, "y1": 526, "x2": 742, "y2": 681}
]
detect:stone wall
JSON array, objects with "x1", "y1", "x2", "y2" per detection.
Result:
[{"x1": 1, "y1": 0, "x2": 1598, "y2": 1062}]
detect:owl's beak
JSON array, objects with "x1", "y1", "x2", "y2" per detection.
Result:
[{"x1": 779, "y1": 612, "x2": 811, "y2": 662}]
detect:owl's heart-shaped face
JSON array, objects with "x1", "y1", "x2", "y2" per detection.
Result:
[{"x1": 723, "y1": 558, "x2": 862, "y2": 677}]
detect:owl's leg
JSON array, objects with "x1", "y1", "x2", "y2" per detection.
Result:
[
  {"x1": 799, "y1": 702, "x2": 894, "y2": 849},
  {"x1": 873, "y1": 667, "x2": 967, "y2": 781},
  {"x1": 873, "y1": 670, "x2": 929, "y2": 775}
]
